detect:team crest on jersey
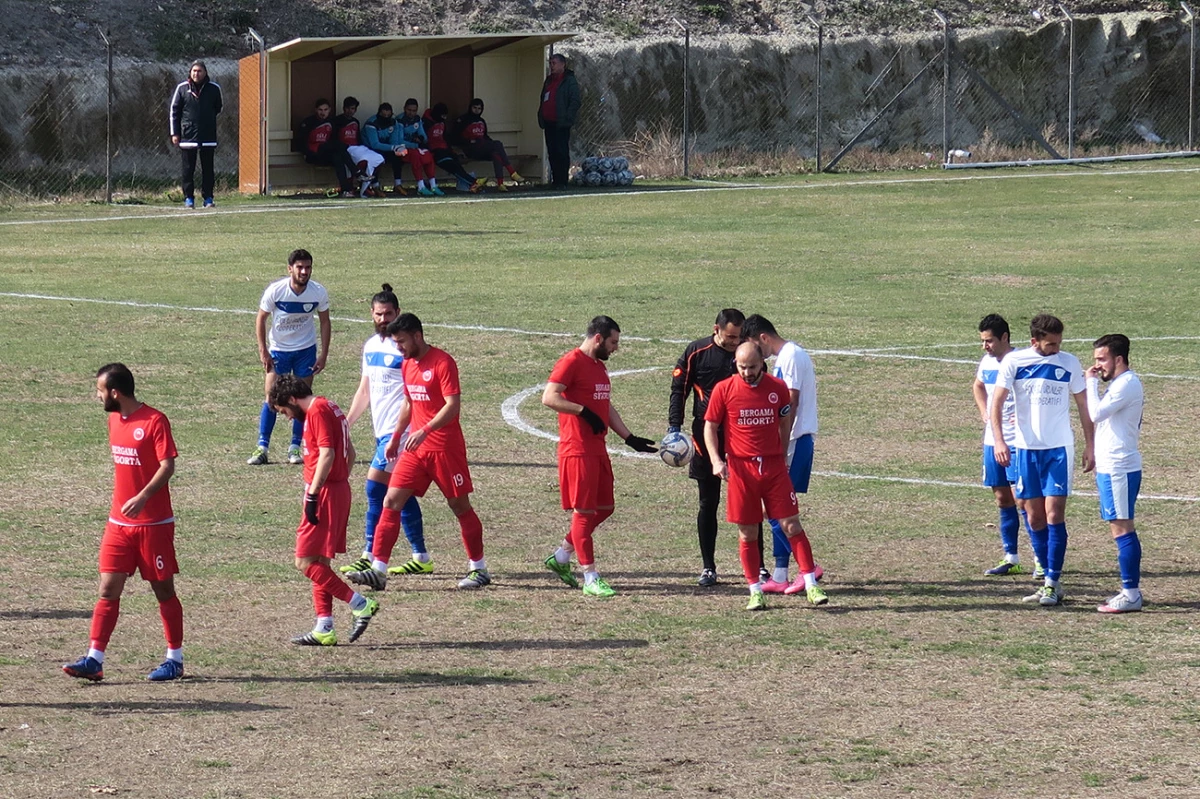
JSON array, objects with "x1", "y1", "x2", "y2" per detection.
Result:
[
  {"x1": 768, "y1": 392, "x2": 779, "y2": 404},
  {"x1": 422, "y1": 369, "x2": 433, "y2": 382},
  {"x1": 1055, "y1": 368, "x2": 1064, "y2": 380},
  {"x1": 385, "y1": 355, "x2": 397, "y2": 366},
  {"x1": 304, "y1": 303, "x2": 316, "y2": 312},
  {"x1": 133, "y1": 427, "x2": 145, "y2": 441}
]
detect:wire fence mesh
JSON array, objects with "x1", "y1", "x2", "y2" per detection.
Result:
[{"x1": 0, "y1": 11, "x2": 1195, "y2": 202}]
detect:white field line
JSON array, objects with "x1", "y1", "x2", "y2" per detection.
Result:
[
  {"x1": 857, "y1": 335, "x2": 1200, "y2": 354},
  {"x1": 1, "y1": 164, "x2": 1197, "y2": 228}
]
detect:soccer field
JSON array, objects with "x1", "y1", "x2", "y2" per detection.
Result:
[{"x1": 2, "y1": 168, "x2": 1200, "y2": 798}]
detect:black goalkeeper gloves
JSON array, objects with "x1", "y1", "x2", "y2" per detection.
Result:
[
  {"x1": 624, "y1": 434, "x2": 658, "y2": 453},
  {"x1": 304, "y1": 492, "x2": 320, "y2": 525},
  {"x1": 579, "y1": 406, "x2": 607, "y2": 434}
]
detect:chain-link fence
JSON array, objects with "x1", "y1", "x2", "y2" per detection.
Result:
[{"x1": 1, "y1": 11, "x2": 1195, "y2": 201}]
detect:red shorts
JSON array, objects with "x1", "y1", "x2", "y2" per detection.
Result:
[
  {"x1": 99, "y1": 521, "x2": 178, "y2": 581},
  {"x1": 559, "y1": 453, "x2": 614, "y2": 511},
  {"x1": 389, "y1": 446, "x2": 474, "y2": 498},
  {"x1": 295, "y1": 481, "x2": 351, "y2": 559},
  {"x1": 727, "y1": 456, "x2": 798, "y2": 525}
]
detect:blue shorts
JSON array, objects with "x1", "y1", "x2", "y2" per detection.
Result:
[
  {"x1": 370, "y1": 433, "x2": 397, "y2": 473},
  {"x1": 271, "y1": 345, "x2": 317, "y2": 378},
  {"x1": 982, "y1": 444, "x2": 1018, "y2": 487},
  {"x1": 785, "y1": 434, "x2": 815, "y2": 494},
  {"x1": 1014, "y1": 447, "x2": 1072, "y2": 500},
  {"x1": 1096, "y1": 471, "x2": 1140, "y2": 521}
]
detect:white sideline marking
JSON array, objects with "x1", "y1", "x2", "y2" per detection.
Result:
[{"x1": 1, "y1": 164, "x2": 1197, "y2": 227}]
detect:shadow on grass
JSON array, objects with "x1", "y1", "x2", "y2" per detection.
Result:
[
  {"x1": 0, "y1": 609, "x2": 92, "y2": 620},
  {"x1": 189, "y1": 671, "x2": 535, "y2": 687},
  {"x1": 0, "y1": 699, "x2": 283, "y2": 715},
  {"x1": 366, "y1": 638, "x2": 648, "y2": 652}
]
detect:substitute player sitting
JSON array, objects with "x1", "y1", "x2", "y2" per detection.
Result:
[
  {"x1": 346, "y1": 313, "x2": 491, "y2": 591},
  {"x1": 704, "y1": 343, "x2": 828, "y2": 611},
  {"x1": 541, "y1": 315, "x2": 658, "y2": 598},
  {"x1": 1086, "y1": 334, "x2": 1146, "y2": 614},
  {"x1": 343, "y1": 284, "x2": 428, "y2": 578},
  {"x1": 270, "y1": 376, "x2": 380, "y2": 645},
  {"x1": 63, "y1": 364, "x2": 185, "y2": 682}
]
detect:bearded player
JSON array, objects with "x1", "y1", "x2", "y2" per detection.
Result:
[
  {"x1": 271, "y1": 375, "x2": 380, "y2": 645},
  {"x1": 541, "y1": 315, "x2": 658, "y2": 597},
  {"x1": 704, "y1": 343, "x2": 828, "y2": 611},
  {"x1": 347, "y1": 313, "x2": 491, "y2": 590},
  {"x1": 342, "y1": 284, "x2": 428, "y2": 578},
  {"x1": 63, "y1": 364, "x2": 185, "y2": 682}
]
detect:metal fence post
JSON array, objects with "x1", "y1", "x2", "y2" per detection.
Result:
[
  {"x1": 673, "y1": 18, "x2": 690, "y2": 178},
  {"x1": 98, "y1": 27, "x2": 113, "y2": 203},
  {"x1": 1184, "y1": 2, "x2": 1196, "y2": 151},
  {"x1": 1058, "y1": 5, "x2": 1075, "y2": 158},
  {"x1": 808, "y1": 14, "x2": 823, "y2": 171},
  {"x1": 933, "y1": 10, "x2": 950, "y2": 163}
]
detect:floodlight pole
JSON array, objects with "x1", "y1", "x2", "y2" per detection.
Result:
[
  {"x1": 932, "y1": 10, "x2": 950, "y2": 164},
  {"x1": 1058, "y1": 5, "x2": 1075, "y2": 158},
  {"x1": 1184, "y1": 2, "x2": 1196, "y2": 151},
  {"x1": 249, "y1": 27, "x2": 268, "y2": 194},
  {"x1": 673, "y1": 18, "x2": 690, "y2": 178},
  {"x1": 807, "y1": 14, "x2": 823, "y2": 172},
  {"x1": 98, "y1": 27, "x2": 113, "y2": 203}
]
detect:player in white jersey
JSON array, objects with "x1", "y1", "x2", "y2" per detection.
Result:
[
  {"x1": 972, "y1": 314, "x2": 1039, "y2": 577},
  {"x1": 342, "y1": 285, "x2": 428, "y2": 578},
  {"x1": 1085, "y1": 334, "x2": 1145, "y2": 614},
  {"x1": 741, "y1": 314, "x2": 824, "y2": 595},
  {"x1": 248, "y1": 249, "x2": 332, "y2": 466},
  {"x1": 990, "y1": 314, "x2": 1094, "y2": 607}
]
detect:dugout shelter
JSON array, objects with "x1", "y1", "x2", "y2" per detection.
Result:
[{"x1": 238, "y1": 33, "x2": 577, "y2": 193}]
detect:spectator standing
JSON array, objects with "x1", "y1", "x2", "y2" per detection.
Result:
[
  {"x1": 169, "y1": 60, "x2": 223, "y2": 209},
  {"x1": 537, "y1": 54, "x2": 581, "y2": 189}
]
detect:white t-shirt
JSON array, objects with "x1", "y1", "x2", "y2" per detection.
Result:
[
  {"x1": 996, "y1": 346, "x2": 1086, "y2": 450},
  {"x1": 773, "y1": 340, "x2": 818, "y2": 439},
  {"x1": 258, "y1": 277, "x2": 330, "y2": 352},
  {"x1": 362, "y1": 334, "x2": 407, "y2": 439},
  {"x1": 976, "y1": 354, "x2": 1016, "y2": 447},
  {"x1": 1087, "y1": 370, "x2": 1143, "y2": 473}
]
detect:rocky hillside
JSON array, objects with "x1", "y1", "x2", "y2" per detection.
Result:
[{"x1": 0, "y1": 0, "x2": 1175, "y2": 66}]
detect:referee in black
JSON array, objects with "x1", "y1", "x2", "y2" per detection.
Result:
[{"x1": 668, "y1": 308, "x2": 764, "y2": 586}]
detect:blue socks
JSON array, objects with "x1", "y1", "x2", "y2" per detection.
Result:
[
  {"x1": 291, "y1": 417, "x2": 303, "y2": 447},
  {"x1": 1027, "y1": 526, "x2": 1049, "y2": 576},
  {"x1": 998, "y1": 505, "x2": 1020, "y2": 556},
  {"x1": 1046, "y1": 522, "x2": 1067, "y2": 582},
  {"x1": 1115, "y1": 531, "x2": 1141, "y2": 589},
  {"x1": 257, "y1": 402, "x2": 276, "y2": 448},
  {"x1": 768, "y1": 519, "x2": 791, "y2": 569},
  {"x1": 363, "y1": 479, "x2": 388, "y2": 552},
  {"x1": 401, "y1": 494, "x2": 425, "y2": 554}
]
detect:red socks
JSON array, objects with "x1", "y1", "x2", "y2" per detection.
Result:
[
  {"x1": 570, "y1": 512, "x2": 594, "y2": 565},
  {"x1": 89, "y1": 598, "x2": 120, "y2": 651},
  {"x1": 304, "y1": 562, "x2": 355, "y2": 605},
  {"x1": 458, "y1": 508, "x2": 485, "y2": 562},
  {"x1": 789, "y1": 532, "x2": 816, "y2": 575},
  {"x1": 157, "y1": 595, "x2": 184, "y2": 649},
  {"x1": 372, "y1": 506, "x2": 403, "y2": 563},
  {"x1": 739, "y1": 539, "x2": 762, "y2": 585}
]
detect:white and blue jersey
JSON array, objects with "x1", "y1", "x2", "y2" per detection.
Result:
[
  {"x1": 362, "y1": 334, "x2": 410, "y2": 471},
  {"x1": 977, "y1": 354, "x2": 1016, "y2": 448},
  {"x1": 259, "y1": 277, "x2": 330, "y2": 352},
  {"x1": 996, "y1": 347, "x2": 1085, "y2": 451},
  {"x1": 1088, "y1": 370, "x2": 1144, "y2": 521}
]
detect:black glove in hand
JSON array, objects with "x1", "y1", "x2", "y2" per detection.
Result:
[
  {"x1": 625, "y1": 434, "x2": 658, "y2": 453},
  {"x1": 304, "y1": 492, "x2": 320, "y2": 525},
  {"x1": 667, "y1": 425, "x2": 681, "y2": 434},
  {"x1": 579, "y1": 406, "x2": 607, "y2": 435}
]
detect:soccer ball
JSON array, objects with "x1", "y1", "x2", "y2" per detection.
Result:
[
  {"x1": 598, "y1": 157, "x2": 615, "y2": 173},
  {"x1": 659, "y1": 431, "x2": 694, "y2": 467},
  {"x1": 582, "y1": 157, "x2": 600, "y2": 173},
  {"x1": 612, "y1": 156, "x2": 629, "y2": 171},
  {"x1": 617, "y1": 169, "x2": 634, "y2": 186},
  {"x1": 584, "y1": 171, "x2": 602, "y2": 186},
  {"x1": 601, "y1": 171, "x2": 618, "y2": 186}
]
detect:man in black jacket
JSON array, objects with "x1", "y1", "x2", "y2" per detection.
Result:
[
  {"x1": 293, "y1": 98, "x2": 358, "y2": 197},
  {"x1": 669, "y1": 309, "x2": 762, "y2": 586},
  {"x1": 169, "y1": 61, "x2": 223, "y2": 208},
  {"x1": 537, "y1": 54, "x2": 581, "y2": 189}
]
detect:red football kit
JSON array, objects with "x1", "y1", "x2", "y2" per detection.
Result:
[
  {"x1": 390, "y1": 346, "x2": 474, "y2": 498},
  {"x1": 704, "y1": 374, "x2": 798, "y2": 525},
  {"x1": 549, "y1": 348, "x2": 614, "y2": 511},
  {"x1": 296, "y1": 397, "x2": 352, "y2": 559},
  {"x1": 99, "y1": 404, "x2": 178, "y2": 580}
]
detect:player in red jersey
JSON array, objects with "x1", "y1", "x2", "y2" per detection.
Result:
[
  {"x1": 270, "y1": 376, "x2": 380, "y2": 645},
  {"x1": 540, "y1": 316, "x2": 659, "y2": 597},
  {"x1": 346, "y1": 313, "x2": 492, "y2": 590},
  {"x1": 63, "y1": 364, "x2": 186, "y2": 682},
  {"x1": 704, "y1": 343, "x2": 829, "y2": 611}
]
